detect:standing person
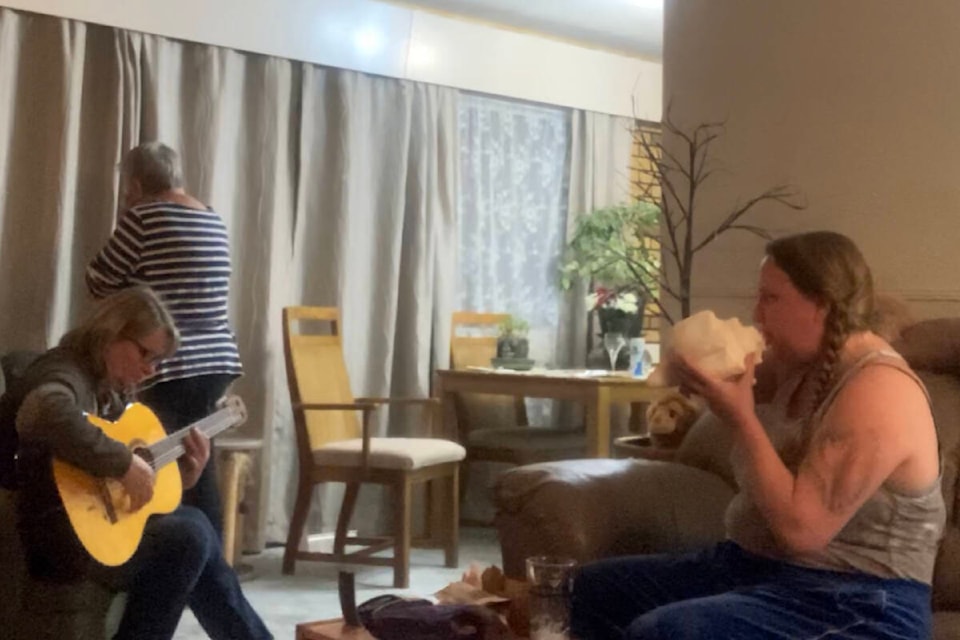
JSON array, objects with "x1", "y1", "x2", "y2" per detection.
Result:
[
  {"x1": 570, "y1": 231, "x2": 944, "y2": 639},
  {"x1": 87, "y1": 141, "x2": 243, "y2": 536},
  {"x1": 9, "y1": 286, "x2": 270, "y2": 639}
]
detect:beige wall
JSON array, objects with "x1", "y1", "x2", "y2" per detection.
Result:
[{"x1": 664, "y1": 0, "x2": 960, "y2": 321}]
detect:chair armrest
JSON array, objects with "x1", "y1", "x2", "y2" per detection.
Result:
[
  {"x1": 293, "y1": 402, "x2": 378, "y2": 469},
  {"x1": 353, "y1": 397, "x2": 442, "y2": 436}
]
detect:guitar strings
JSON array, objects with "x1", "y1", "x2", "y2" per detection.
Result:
[{"x1": 146, "y1": 407, "x2": 239, "y2": 470}]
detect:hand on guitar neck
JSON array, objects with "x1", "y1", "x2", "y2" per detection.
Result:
[{"x1": 177, "y1": 427, "x2": 211, "y2": 492}]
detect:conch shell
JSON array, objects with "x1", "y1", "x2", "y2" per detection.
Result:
[{"x1": 647, "y1": 310, "x2": 764, "y2": 387}]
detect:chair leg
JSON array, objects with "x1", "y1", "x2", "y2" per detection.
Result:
[
  {"x1": 334, "y1": 482, "x2": 360, "y2": 556},
  {"x1": 459, "y1": 458, "x2": 472, "y2": 505},
  {"x1": 393, "y1": 477, "x2": 412, "y2": 589},
  {"x1": 444, "y1": 467, "x2": 459, "y2": 568},
  {"x1": 423, "y1": 478, "x2": 436, "y2": 545},
  {"x1": 282, "y1": 477, "x2": 313, "y2": 575},
  {"x1": 219, "y1": 452, "x2": 243, "y2": 567}
]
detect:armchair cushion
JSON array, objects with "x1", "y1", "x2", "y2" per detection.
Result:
[
  {"x1": 494, "y1": 458, "x2": 735, "y2": 577},
  {"x1": 314, "y1": 437, "x2": 465, "y2": 471}
]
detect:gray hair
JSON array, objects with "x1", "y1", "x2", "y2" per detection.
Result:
[
  {"x1": 61, "y1": 286, "x2": 179, "y2": 378},
  {"x1": 121, "y1": 142, "x2": 184, "y2": 195}
]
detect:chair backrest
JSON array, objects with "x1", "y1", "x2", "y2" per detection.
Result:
[
  {"x1": 282, "y1": 307, "x2": 360, "y2": 460},
  {"x1": 449, "y1": 311, "x2": 527, "y2": 433},
  {"x1": 450, "y1": 311, "x2": 509, "y2": 369}
]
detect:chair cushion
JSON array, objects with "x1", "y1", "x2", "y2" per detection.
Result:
[
  {"x1": 314, "y1": 438, "x2": 466, "y2": 471},
  {"x1": 468, "y1": 426, "x2": 587, "y2": 455}
]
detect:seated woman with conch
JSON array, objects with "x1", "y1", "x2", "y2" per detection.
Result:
[{"x1": 571, "y1": 230, "x2": 944, "y2": 640}]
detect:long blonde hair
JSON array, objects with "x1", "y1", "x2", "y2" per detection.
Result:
[{"x1": 61, "y1": 287, "x2": 179, "y2": 378}]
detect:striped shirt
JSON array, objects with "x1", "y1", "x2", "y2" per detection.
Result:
[{"x1": 86, "y1": 202, "x2": 243, "y2": 388}]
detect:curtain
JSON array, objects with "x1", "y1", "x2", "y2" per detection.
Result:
[
  {"x1": 456, "y1": 93, "x2": 571, "y2": 383},
  {"x1": 455, "y1": 93, "x2": 570, "y2": 522},
  {"x1": 0, "y1": 11, "x2": 141, "y2": 347},
  {"x1": 272, "y1": 67, "x2": 459, "y2": 538},
  {"x1": 0, "y1": 8, "x2": 459, "y2": 546}
]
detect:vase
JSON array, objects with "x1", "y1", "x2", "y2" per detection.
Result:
[
  {"x1": 596, "y1": 308, "x2": 643, "y2": 338},
  {"x1": 496, "y1": 335, "x2": 530, "y2": 359}
]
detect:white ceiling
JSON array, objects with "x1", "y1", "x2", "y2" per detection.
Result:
[{"x1": 397, "y1": 0, "x2": 663, "y2": 60}]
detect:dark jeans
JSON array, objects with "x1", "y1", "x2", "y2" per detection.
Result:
[
  {"x1": 139, "y1": 374, "x2": 237, "y2": 538},
  {"x1": 97, "y1": 505, "x2": 271, "y2": 640},
  {"x1": 571, "y1": 541, "x2": 932, "y2": 640}
]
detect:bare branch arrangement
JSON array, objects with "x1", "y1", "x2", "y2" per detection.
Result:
[{"x1": 631, "y1": 111, "x2": 805, "y2": 323}]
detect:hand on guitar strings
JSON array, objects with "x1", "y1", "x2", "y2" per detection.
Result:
[
  {"x1": 120, "y1": 454, "x2": 155, "y2": 512},
  {"x1": 179, "y1": 427, "x2": 211, "y2": 490}
]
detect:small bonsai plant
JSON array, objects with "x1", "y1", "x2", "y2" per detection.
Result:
[{"x1": 496, "y1": 315, "x2": 530, "y2": 360}]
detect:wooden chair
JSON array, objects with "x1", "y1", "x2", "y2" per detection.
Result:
[
  {"x1": 282, "y1": 306, "x2": 464, "y2": 588},
  {"x1": 450, "y1": 312, "x2": 587, "y2": 475}
]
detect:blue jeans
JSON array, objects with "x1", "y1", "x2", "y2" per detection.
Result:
[
  {"x1": 570, "y1": 541, "x2": 931, "y2": 640},
  {"x1": 98, "y1": 506, "x2": 271, "y2": 640}
]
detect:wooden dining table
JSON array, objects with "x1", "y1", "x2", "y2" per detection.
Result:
[{"x1": 433, "y1": 368, "x2": 667, "y2": 457}]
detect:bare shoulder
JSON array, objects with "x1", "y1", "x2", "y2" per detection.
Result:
[
  {"x1": 828, "y1": 363, "x2": 931, "y2": 435},
  {"x1": 824, "y1": 362, "x2": 937, "y2": 489}
]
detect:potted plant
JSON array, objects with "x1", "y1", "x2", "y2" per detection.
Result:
[
  {"x1": 559, "y1": 201, "x2": 661, "y2": 320},
  {"x1": 587, "y1": 287, "x2": 644, "y2": 337},
  {"x1": 559, "y1": 201, "x2": 660, "y2": 367},
  {"x1": 494, "y1": 315, "x2": 532, "y2": 369}
]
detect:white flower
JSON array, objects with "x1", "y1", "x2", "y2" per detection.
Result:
[
  {"x1": 616, "y1": 292, "x2": 639, "y2": 314},
  {"x1": 585, "y1": 292, "x2": 599, "y2": 310}
]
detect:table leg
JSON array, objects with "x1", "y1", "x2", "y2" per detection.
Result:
[
  {"x1": 585, "y1": 387, "x2": 611, "y2": 457},
  {"x1": 440, "y1": 390, "x2": 459, "y2": 442}
]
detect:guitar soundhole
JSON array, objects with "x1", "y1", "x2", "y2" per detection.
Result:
[{"x1": 132, "y1": 446, "x2": 154, "y2": 467}]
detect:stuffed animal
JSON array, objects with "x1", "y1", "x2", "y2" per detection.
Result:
[{"x1": 644, "y1": 391, "x2": 704, "y2": 449}]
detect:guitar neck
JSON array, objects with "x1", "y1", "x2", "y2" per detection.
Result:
[{"x1": 146, "y1": 408, "x2": 239, "y2": 471}]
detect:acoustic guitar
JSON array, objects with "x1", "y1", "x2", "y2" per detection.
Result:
[{"x1": 53, "y1": 395, "x2": 247, "y2": 566}]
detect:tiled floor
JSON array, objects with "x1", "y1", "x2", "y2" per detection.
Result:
[{"x1": 174, "y1": 526, "x2": 502, "y2": 639}]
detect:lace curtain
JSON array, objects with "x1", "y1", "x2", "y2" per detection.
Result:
[{"x1": 456, "y1": 93, "x2": 570, "y2": 424}]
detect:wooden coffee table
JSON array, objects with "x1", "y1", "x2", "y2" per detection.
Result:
[
  {"x1": 296, "y1": 614, "x2": 532, "y2": 639},
  {"x1": 295, "y1": 619, "x2": 374, "y2": 640}
]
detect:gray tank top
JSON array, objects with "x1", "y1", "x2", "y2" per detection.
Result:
[{"x1": 726, "y1": 350, "x2": 946, "y2": 584}]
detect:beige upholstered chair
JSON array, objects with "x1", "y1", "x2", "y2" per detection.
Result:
[
  {"x1": 282, "y1": 306, "x2": 464, "y2": 588},
  {"x1": 449, "y1": 311, "x2": 587, "y2": 474}
]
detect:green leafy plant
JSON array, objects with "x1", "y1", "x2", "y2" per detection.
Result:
[
  {"x1": 559, "y1": 200, "x2": 661, "y2": 302},
  {"x1": 497, "y1": 315, "x2": 529, "y2": 338}
]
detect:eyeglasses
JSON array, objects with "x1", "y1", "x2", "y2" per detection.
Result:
[{"x1": 127, "y1": 337, "x2": 165, "y2": 367}]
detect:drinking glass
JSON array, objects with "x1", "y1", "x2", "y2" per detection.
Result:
[
  {"x1": 526, "y1": 555, "x2": 577, "y2": 640},
  {"x1": 602, "y1": 331, "x2": 626, "y2": 370}
]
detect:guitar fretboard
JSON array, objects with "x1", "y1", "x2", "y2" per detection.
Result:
[{"x1": 146, "y1": 406, "x2": 243, "y2": 470}]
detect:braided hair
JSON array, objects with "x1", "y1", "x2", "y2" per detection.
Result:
[{"x1": 765, "y1": 231, "x2": 876, "y2": 416}]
